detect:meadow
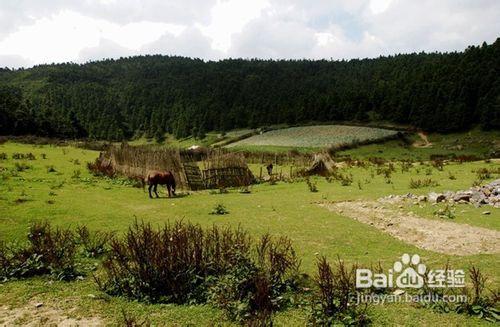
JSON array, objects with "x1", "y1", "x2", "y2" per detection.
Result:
[
  {"x1": 226, "y1": 125, "x2": 398, "y2": 151},
  {"x1": 0, "y1": 139, "x2": 499, "y2": 326}
]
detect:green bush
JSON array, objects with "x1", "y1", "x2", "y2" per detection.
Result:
[
  {"x1": 409, "y1": 178, "x2": 439, "y2": 189},
  {"x1": 309, "y1": 257, "x2": 370, "y2": 326},
  {"x1": 306, "y1": 177, "x2": 318, "y2": 192},
  {"x1": 211, "y1": 203, "x2": 229, "y2": 215},
  {"x1": 96, "y1": 221, "x2": 302, "y2": 323},
  {"x1": 76, "y1": 225, "x2": 113, "y2": 258},
  {"x1": 421, "y1": 266, "x2": 499, "y2": 323},
  {"x1": 0, "y1": 221, "x2": 78, "y2": 281},
  {"x1": 14, "y1": 162, "x2": 31, "y2": 172}
]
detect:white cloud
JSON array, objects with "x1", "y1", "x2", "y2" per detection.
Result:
[
  {"x1": 198, "y1": 0, "x2": 270, "y2": 52},
  {"x1": 0, "y1": 0, "x2": 498, "y2": 67},
  {"x1": 369, "y1": 0, "x2": 393, "y2": 14},
  {"x1": 0, "y1": 55, "x2": 33, "y2": 69},
  {"x1": 79, "y1": 38, "x2": 136, "y2": 62},
  {"x1": 228, "y1": 0, "x2": 500, "y2": 60},
  {"x1": 229, "y1": 16, "x2": 317, "y2": 59},
  {"x1": 0, "y1": 11, "x2": 103, "y2": 65},
  {"x1": 0, "y1": 10, "x2": 187, "y2": 66},
  {"x1": 143, "y1": 27, "x2": 223, "y2": 60},
  {"x1": 366, "y1": 0, "x2": 500, "y2": 54}
]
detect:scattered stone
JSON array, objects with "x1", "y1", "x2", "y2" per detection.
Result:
[
  {"x1": 380, "y1": 179, "x2": 500, "y2": 208},
  {"x1": 482, "y1": 211, "x2": 491, "y2": 215},
  {"x1": 429, "y1": 192, "x2": 446, "y2": 203},
  {"x1": 35, "y1": 303, "x2": 43, "y2": 308},
  {"x1": 453, "y1": 191, "x2": 472, "y2": 202}
]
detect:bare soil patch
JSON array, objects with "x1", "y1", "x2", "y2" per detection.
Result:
[
  {"x1": 413, "y1": 132, "x2": 432, "y2": 148},
  {"x1": 319, "y1": 201, "x2": 500, "y2": 255},
  {"x1": 0, "y1": 302, "x2": 103, "y2": 326}
]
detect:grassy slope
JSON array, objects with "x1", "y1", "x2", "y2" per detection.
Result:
[
  {"x1": 339, "y1": 129, "x2": 499, "y2": 160},
  {"x1": 226, "y1": 125, "x2": 398, "y2": 150},
  {"x1": 132, "y1": 126, "x2": 499, "y2": 159},
  {"x1": 128, "y1": 129, "x2": 258, "y2": 149},
  {"x1": 0, "y1": 141, "x2": 498, "y2": 325}
]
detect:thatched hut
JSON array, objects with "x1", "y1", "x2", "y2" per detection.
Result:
[
  {"x1": 306, "y1": 153, "x2": 339, "y2": 176},
  {"x1": 93, "y1": 145, "x2": 254, "y2": 190},
  {"x1": 201, "y1": 152, "x2": 254, "y2": 189}
]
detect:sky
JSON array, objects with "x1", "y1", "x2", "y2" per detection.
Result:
[{"x1": 0, "y1": 0, "x2": 499, "y2": 68}]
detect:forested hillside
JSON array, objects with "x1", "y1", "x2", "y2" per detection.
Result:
[{"x1": 0, "y1": 39, "x2": 499, "y2": 140}]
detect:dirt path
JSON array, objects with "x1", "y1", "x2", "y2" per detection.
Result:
[
  {"x1": 319, "y1": 201, "x2": 500, "y2": 256},
  {"x1": 413, "y1": 132, "x2": 432, "y2": 148}
]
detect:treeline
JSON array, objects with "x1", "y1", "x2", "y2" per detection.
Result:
[{"x1": 0, "y1": 39, "x2": 499, "y2": 140}]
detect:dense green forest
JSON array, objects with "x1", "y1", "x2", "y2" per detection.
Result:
[{"x1": 0, "y1": 39, "x2": 499, "y2": 140}]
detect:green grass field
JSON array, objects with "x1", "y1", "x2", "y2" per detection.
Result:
[
  {"x1": 226, "y1": 125, "x2": 398, "y2": 150},
  {"x1": 0, "y1": 140, "x2": 499, "y2": 325},
  {"x1": 339, "y1": 129, "x2": 499, "y2": 161},
  {"x1": 129, "y1": 129, "x2": 259, "y2": 149}
]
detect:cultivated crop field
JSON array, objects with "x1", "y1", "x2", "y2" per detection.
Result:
[
  {"x1": 227, "y1": 125, "x2": 398, "y2": 150},
  {"x1": 0, "y1": 139, "x2": 499, "y2": 326}
]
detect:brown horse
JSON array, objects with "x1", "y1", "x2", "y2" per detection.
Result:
[{"x1": 145, "y1": 170, "x2": 176, "y2": 198}]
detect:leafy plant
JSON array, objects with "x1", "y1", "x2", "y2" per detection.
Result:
[
  {"x1": 71, "y1": 169, "x2": 81, "y2": 179},
  {"x1": 211, "y1": 203, "x2": 229, "y2": 215},
  {"x1": 12, "y1": 152, "x2": 36, "y2": 160},
  {"x1": 0, "y1": 221, "x2": 78, "y2": 281},
  {"x1": 14, "y1": 162, "x2": 31, "y2": 172},
  {"x1": 46, "y1": 165, "x2": 57, "y2": 173},
  {"x1": 434, "y1": 204, "x2": 455, "y2": 219},
  {"x1": 475, "y1": 168, "x2": 492, "y2": 181},
  {"x1": 95, "y1": 221, "x2": 303, "y2": 324},
  {"x1": 409, "y1": 178, "x2": 439, "y2": 189},
  {"x1": 309, "y1": 256, "x2": 370, "y2": 326},
  {"x1": 422, "y1": 266, "x2": 499, "y2": 323},
  {"x1": 76, "y1": 225, "x2": 112, "y2": 258},
  {"x1": 305, "y1": 177, "x2": 318, "y2": 192}
]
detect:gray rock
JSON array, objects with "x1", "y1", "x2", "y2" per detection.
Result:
[
  {"x1": 453, "y1": 191, "x2": 472, "y2": 202},
  {"x1": 418, "y1": 195, "x2": 427, "y2": 202},
  {"x1": 429, "y1": 192, "x2": 446, "y2": 203},
  {"x1": 471, "y1": 191, "x2": 487, "y2": 206}
]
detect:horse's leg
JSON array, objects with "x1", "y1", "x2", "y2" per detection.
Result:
[
  {"x1": 171, "y1": 180, "x2": 176, "y2": 196},
  {"x1": 148, "y1": 184, "x2": 153, "y2": 198},
  {"x1": 154, "y1": 184, "x2": 159, "y2": 198},
  {"x1": 167, "y1": 185, "x2": 171, "y2": 197}
]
